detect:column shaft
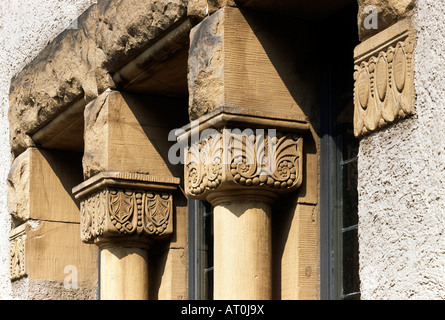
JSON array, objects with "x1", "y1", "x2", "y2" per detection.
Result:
[
  {"x1": 100, "y1": 247, "x2": 149, "y2": 300},
  {"x1": 213, "y1": 201, "x2": 272, "y2": 300}
]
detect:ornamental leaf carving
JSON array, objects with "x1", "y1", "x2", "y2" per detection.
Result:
[
  {"x1": 353, "y1": 23, "x2": 415, "y2": 137},
  {"x1": 109, "y1": 189, "x2": 137, "y2": 234},
  {"x1": 229, "y1": 131, "x2": 302, "y2": 189},
  {"x1": 187, "y1": 131, "x2": 223, "y2": 195},
  {"x1": 144, "y1": 192, "x2": 171, "y2": 235},
  {"x1": 9, "y1": 229, "x2": 26, "y2": 280},
  {"x1": 79, "y1": 188, "x2": 173, "y2": 244},
  {"x1": 185, "y1": 128, "x2": 303, "y2": 198}
]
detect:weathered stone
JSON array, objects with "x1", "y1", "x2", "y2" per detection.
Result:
[
  {"x1": 187, "y1": 0, "x2": 210, "y2": 20},
  {"x1": 357, "y1": 0, "x2": 415, "y2": 41},
  {"x1": 95, "y1": 0, "x2": 187, "y2": 74},
  {"x1": 207, "y1": 0, "x2": 236, "y2": 13},
  {"x1": 8, "y1": 5, "x2": 100, "y2": 158},
  {"x1": 7, "y1": 148, "x2": 83, "y2": 225},
  {"x1": 9, "y1": 0, "x2": 188, "y2": 159},
  {"x1": 12, "y1": 278, "x2": 97, "y2": 300},
  {"x1": 9, "y1": 221, "x2": 98, "y2": 300},
  {"x1": 188, "y1": 8, "x2": 224, "y2": 120}
]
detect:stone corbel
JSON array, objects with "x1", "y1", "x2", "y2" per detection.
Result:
[
  {"x1": 72, "y1": 172, "x2": 180, "y2": 249},
  {"x1": 179, "y1": 106, "x2": 309, "y2": 205},
  {"x1": 353, "y1": 18, "x2": 415, "y2": 137}
]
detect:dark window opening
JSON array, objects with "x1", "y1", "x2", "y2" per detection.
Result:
[
  {"x1": 320, "y1": 3, "x2": 360, "y2": 300},
  {"x1": 188, "y1": 200, "x2": 213, "y2": 300}
]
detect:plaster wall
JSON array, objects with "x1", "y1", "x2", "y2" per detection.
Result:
[
  {"x1": 0, "y1": 0, "x2": 96, "y2": 299},
  {"x1": 358, "y1": 0, "x2": 445, "y2": 299}
]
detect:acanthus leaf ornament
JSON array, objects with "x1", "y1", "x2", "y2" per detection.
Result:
[{"x1": 184, "y1": 126, "x2": 304, "y2": 200}]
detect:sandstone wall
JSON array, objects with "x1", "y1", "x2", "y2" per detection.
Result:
[{"x1": 0, "y1": 0, "x2": 97, "y2": 299}]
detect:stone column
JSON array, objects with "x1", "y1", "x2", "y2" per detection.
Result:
[
  {"x1": 74, "y1": 90, "x2": 184, "y2": 300},
  {"x1": 213, "y1": 201, "x2": 272, "y2": 299},
  {"x1": 72, "y1": 172, "x2": 179, "y2": 300},
  {"x1": 184, "y1": 5, "x2": 320, "y2": 299},
  {"x1": 180, "y1": 107, "x2": 308, "y2": 299}
]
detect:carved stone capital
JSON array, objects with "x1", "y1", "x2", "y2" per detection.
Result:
[
  {"x1": 72, "y1": 172, "x2": 180, "y2": 248},
  {"x1": 353, "y1": 18, "x2": 415, "y2": 137},
  {"x1": 179, "y1": 107, "x2": 309, "y2": 205}
]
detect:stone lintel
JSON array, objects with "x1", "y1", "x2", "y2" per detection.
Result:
[
  {"x1": 72, "y1": 172, "x2": 180, "y2": 247},
  {"x1": 353, "y1": 17, "x2": 415, "y2": 137}
]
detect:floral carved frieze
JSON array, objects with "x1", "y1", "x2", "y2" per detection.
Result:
[
  {"x1": 9, "y1": 225, "x2": 26, "y2": 281},
  {"x1": 72, "y1": 172, "x2": 180, "y2": 246},
  {"x1": 185, "y1": 129, "x2": 303, "y2": 200},
  {"x1": 178, "y1": 107, "x2": 309, "y2": 204},
  {"x1": 353, "y1": 18, "x2": 415, "y2": 137}
]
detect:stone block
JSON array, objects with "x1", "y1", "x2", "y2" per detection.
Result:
[
  {"x1": 154, "y1": 248, "x2": 188, "y2": 300},
  {"x1": 82, "y1": 90, "x2": 184, "y2": 179},
  {"x1": 8, "y1": 5, "x2": 100, "y2": 158},
  {"x1": 9, "y1": 221, "x2": 98, "y2": 300},
  {"x1": 7, "y1": 148, "x2": 83, "y2": 224},
  {"x1": 188, "y1": 6, "x2": 315, "y2": 120},
  {"x1": 273, "y1": 203, "x2": 319, "y2": 300},
  {"x1": 96, "y1": 0, "x2": 187, "y2": 74}
]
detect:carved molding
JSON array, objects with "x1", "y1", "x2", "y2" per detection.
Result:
[
  {"x1": 353, "y1": 18, "x2": 415, "y2": 137},
  {"x1": 73, "y1": 172, "x2": 179, "y2": 247},
  {"x1": 180, "y1": 107, "x2": 307, "y2": 204},
  {"x1": 9, "y1": 225, "x2": 26, "y2": 281},
  {"x1": 80, "y1": 188, "x2": 173, "y2": 244}
]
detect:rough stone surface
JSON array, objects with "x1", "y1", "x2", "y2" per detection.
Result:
[
  {"x1": 7, "y1": 150, "x2": 30, "y2": 225},
  {"x1": 95, "y1": 0, "x2": 188, "y2": 73},
  {"x1": 8, "y1": 0, "x2": 188, "y2": 159},
  {"x1": 0, "y1": 0, "x2": 97, "y2": 300},
  {"x1": 188, "y1": 8, "x2": 224, "y2": 120},
  {"x1": 358, "y1": 0, "x2": 445, "y2": 299},
  {"x1": 8, "y1": 5, "x2": 100, "y2": 158},
  {"x1": 12, "y1": 278, "x2": 97, "y2": 300},
  {"x1": 357, "y1": 0, "x2": 415, "y2": 41}
]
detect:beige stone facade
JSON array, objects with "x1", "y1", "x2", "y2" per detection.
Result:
[{"x1": 2, "y1": 0, "x2": 445, "y2": 300}]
